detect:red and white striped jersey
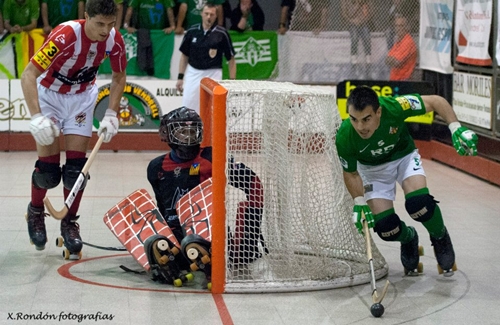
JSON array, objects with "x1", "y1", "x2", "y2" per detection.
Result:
[{"x1": 31, "y1": 20, "x2": 127, "y2": 94}]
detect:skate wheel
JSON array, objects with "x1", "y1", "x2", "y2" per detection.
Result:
[
  {"x1": 69, "y1": 251, "x2": 82, "y2": 260},
  {"x1": 207, "y1": 282, "x2": 212, "y2": 291},
  {"x1": 418, "y1": 245, "x2": 424, "y2": 256},
  {"x1": 173, "y1": 279, "x2": 183, "y2": 287},
  {"x1": 438, "y1": 262, "x2": 457, "y2": 276},
  {"x1": 158, "y1": 255, "x2": 169, "y2": 265},
  {"x1": 157, "y1": 240, "x2": 169, "y2": 252},
  {"x1": 63, "y1": 249, "x2": 70, "y2": 260},
  {"x1": 56, "y1": 237, "x2": 64, "y2": 247},
  {"x1": 201, "y1": 255, "x2": 211, "y2": 264},
  {"x1": 185, "y1": 273, "x2": 194, "y2": 282},
  {"x1": 417, "y1": 262, "x2": 423, "y2": 273},
  {"x1": 171, "y1": 246, "x2": 179, "y2": 255},
  {"x1": 190, "y1": 262, "x2": 199, "y2": 271},
  {"x1": 186, "y1": 247, "x2": 199, "y2": 260}
]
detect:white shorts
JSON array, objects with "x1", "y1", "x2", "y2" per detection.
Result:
[
  {"x1": 358, "y1": 150, "x2": 426, "y2": 201},
  {"x1": 38, "y1": 83, "x2": 98, "y2": 137},
  {"x1": 182, "y1": 64, "x2": 222, "y2": 113}
]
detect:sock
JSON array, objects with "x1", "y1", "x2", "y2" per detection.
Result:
[
  {"x1": 31, "y1": 154, "x2": 60, "y2": 208},
  {"x1": 405, "y1": 188, "x2": 445, "y2": 239},
  {"x1": 64, "y1": 151, "x2": 86, "y2": 216}
]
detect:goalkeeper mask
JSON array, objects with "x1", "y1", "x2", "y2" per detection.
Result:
[{"x1": 159, "y1": 106, "x2": 203, "y2": 161}]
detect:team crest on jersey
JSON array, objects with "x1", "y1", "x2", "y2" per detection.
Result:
[
  {"x1": 74, "y1": 112, "x2": 86, "y2": 127},
  {"x1": 87, "y1": 50, "x2": 96, "y2": 60},
  {"x1": 189, "y1": 163, "x2": 200, "y2": 175},
  {"x1": 389, "y1": 126, "x2": 398, "y2": 134},
  {"x1": 173, "y1": 167, "x2": 182, "y2": 178},
  {"x1": 209, "y1": 48, "x2": 217, "y2": 58}
]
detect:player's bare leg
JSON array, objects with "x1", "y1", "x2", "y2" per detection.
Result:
[
  {"x1": 26, "y1": 203, "x2": 48, "y2": 250},
  {"x1": 56, "y1": 214, "x2": 83, "y2": 260},
  {"x1": 430, "y1": 227, "x2": 457, "y2": 277}
]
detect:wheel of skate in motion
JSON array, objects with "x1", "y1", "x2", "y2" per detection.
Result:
[
  {"x1": 417, "y1": 262, "x2": 424, "y2": 273},
  {"x1": 173, "y1": 278, "x2": 183, "y2": 287},
  {"x1": 63, "y1": 249, "x2": 82, "y2": 260},
  {"x1": 437, "y1": 262, "x2": 457, "y2": 276},
  {"x1": 207, "y1": 282, "x2": 212, "y2": 291},
  {"x1": 184, "y1": 273, "x2": 194, "y2": 282},
  {"x1": 56, "y1": 237, "x2": 64, "y2": 247},
  {"x1": 201, "y1": 255, "x2": 211, "y2": 264},
  {"x1": 157, "y1": 239, "x2": 169, "y2": 251}
]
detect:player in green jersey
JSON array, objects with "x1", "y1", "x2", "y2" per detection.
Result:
[{"x1": 335, "y1": 86, "x2": 478, "y2": 277}]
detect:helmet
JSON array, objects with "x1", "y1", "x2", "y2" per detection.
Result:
[{"x1": 159, "y1": 107, "x2": 203, "y2": 160}]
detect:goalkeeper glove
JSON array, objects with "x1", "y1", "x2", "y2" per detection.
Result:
[
  {"x1": 449, "y1": 122, "x2": 478, "y2": 156},
  {"x1": 353, "y1": 196, "x2": 374, "y2": 234}
]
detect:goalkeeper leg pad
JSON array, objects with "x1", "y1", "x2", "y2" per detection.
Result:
[
  {"x1": 405, "y1": 194, "x2": 437, "y2": 223},
  {"x1": 62, "y1": 158, "x2": 89, "y2": 191},
  {"x1": 374, "y1": 213, "x2": 402, "y2": 241},
  {"x1": 32, "y1": 160, "x2": 61, "y2": 189}
]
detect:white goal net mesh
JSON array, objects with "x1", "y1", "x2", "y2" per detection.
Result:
[{"x1": 213, "y1": 80, "x2": 388, "y2": 292}]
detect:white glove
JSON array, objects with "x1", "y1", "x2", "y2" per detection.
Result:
[
  {"x1": 98, "y1": 109, "x2": 119, "y2": 143},
  {"x1": 30, "y1": 113, "x2": 60, "y2": 146}
]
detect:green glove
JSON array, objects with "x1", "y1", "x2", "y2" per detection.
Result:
[
  {"x1": 449, "y1": 122, "x2": 478, "y2": 156},
  {"x1": 353, "y1": 196, "x2": 374, "y2": 234}
]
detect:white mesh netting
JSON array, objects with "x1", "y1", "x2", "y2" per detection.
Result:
[{"x1": 211, "y1": 80, "x2": 388, "y2": 292}]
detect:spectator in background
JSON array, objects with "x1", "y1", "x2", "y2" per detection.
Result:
[
  {"x1": 341, "y1": 0, "x2": 372, "y2": 64},
  {"x1": 175, "y1": 0, "x2": 225, "y2": 35},
  {"x1": 289, "y1": 0, "x2": 328, "y2": 35},
  {"x1": 230, "y1": 0, "x2": 264, "y2": 32},
  {"x1": 41, "y1": 0, "x2": 84, "y2": 35},
  {"x1": 386, "y1": 14, "x2": 417, "y2": 81},
  {"x1": 123, "y1": 0, "x2": 175, "y2": 34},
  {"x1": 384, "y1": 0, "x2": 418, "y2": 49},
  {"x1": 277, "y1": 0, "x2": 295, "y2": 35},
  {"x1": 176, "y1": 4, "x2": 236, "y2": 113},
  {"x1": 3, "y1": 0, "x2": 40, "y2": 33},
  {"x1": 115, "y1": 0, "x2": 123, "y2": 30},
  {"x1": 0, "y1": 0, "x2": 5, "y2": 34}
]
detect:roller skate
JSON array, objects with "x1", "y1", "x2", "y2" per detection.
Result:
[
  {"x1": 401, "y1": 227, "x2": 424, "y2": 276},
  {"x1": 430, "y1": 227, "x2": 457, "y2": 277},
  {"x1": 56, "y1": 215, "x2": 83, "y2": 260},
  {"x1": 181, "y1": 234, "x2": 212, "y2": 290},
  {"x1": 25, "y1": 203, "x2": 48, "y2": 250},
  {"x1": 144, "y1": 235, "x2": 194, "y2": 287}
]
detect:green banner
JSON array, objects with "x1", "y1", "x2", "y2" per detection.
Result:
[
  {"x1": 99, "y1": 29, "x2": 174, "y2": 79},
  {"x1": 223, "y1": 31, "x2": 278, "y2": 80}
]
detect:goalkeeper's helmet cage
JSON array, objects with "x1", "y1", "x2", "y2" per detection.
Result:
[{"x1": 159, "y1": 106, "x2": 203, "y2": 160}]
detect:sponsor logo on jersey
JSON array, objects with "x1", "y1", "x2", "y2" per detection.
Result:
[
  {"x1": 405, "y1": 95, "x2": 421, "y2": 110},
  {"x1": 395, "y1": 96, "x2": 411, "y2": 110},
  {"x1": 189, "y1": 163, "x2": 200, "y2": 175},
  {"x1": 174, "y1": 167, "x2": 182, "y2": 178},
  {"x1": 209, "y1": 48, "x2": 217, "y2": 58},
  {"x1": 87, "y1": 50, "x2": 96, "y2": 60},
  {"x1": 233, "y1": 37, "x2": 272, "y2": 67},
  {"x1": 389, "y1": 126, "x2": 398, "y2": 134},
  {"x1": 339, "y1": 156, "x2": 348, "y2": 169},
  {"x1": 55, "y1": 34, "x2": 65, "y2": 44},
  {"x1": 364, "y1": 184, "x2": 373, "y2": 193}
]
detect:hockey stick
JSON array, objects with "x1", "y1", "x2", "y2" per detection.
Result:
[
  {"x1": 363, "y1": 213, "x2": 390, "y2": 305},
  {"x1": 44, "y1": 134, "x2": 105, "y2": 220},
  {"x1": 82, "y1": 241, "x2": 127, "y2": 251}
]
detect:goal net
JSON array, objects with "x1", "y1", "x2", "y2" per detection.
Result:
[{"x1": 200, "y1": 78, "x2": 388, "y2": 293}]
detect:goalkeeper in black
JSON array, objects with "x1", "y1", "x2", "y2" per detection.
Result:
[{"x1": 335, "y1": 86, "x2": 478, "y2": 277}]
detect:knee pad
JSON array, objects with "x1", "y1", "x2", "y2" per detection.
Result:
[
  {"x1": 62, "y1": 158, "x2": 89, "y2": 191},
  {"x1": 32, "y1": 160, "x2": 61, "y2": 189},
  {"x1": 374, "y1": 213, "x2": 402, "y2": 241},
  {"x1": 405, "y1": 194, "x2": 437, "y2": 223}
]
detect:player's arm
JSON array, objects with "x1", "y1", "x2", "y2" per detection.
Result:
[
  {"x1": 227, "y1": 56, "x2": 236, "y2": 79},
  {"x1": 176, "y1": 53, "x2": 188, "y2": 91},
  {"x1": 422, "y1": 95, "x2": 478, "y2": 156},
  {"x1": 21, "y1": 62, "x2": 43, "y2": 117},
  {"x1": 175, "y1": 3, "x2": 187, "y2": 34},
  {"x1": 109, "y1": 70, "x2": 127, "y2": 113}
]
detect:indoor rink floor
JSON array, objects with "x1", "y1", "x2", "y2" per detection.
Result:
[{"x1": 1, "y1": 150, "x2": 500, "y2": 325}]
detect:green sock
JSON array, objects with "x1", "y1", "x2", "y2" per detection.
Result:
[
  {"x1": 405, "y1": 188, "x2": 445, "y2": 239},
  {"x1": 374, "y1": 209, "x2": 413, "y2": 244}
]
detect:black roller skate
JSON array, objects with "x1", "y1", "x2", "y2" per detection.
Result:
[
  {"x1": 25, "y1": 203, "x2": 48, "y2": 250},
  {"x1": 144, "y1": 235, "x2": 194, "y2": 287},
  {"x1": 56, "y1": 215, "x2": 83, "y2": 260},
  {"x1": 401, "y1": 227, "x2": 424, "y2": 276},
  {"x1": 430, "y1": 227, "x2": 457, "y2": 277},
  {"x1": 180, "y1": 234, "x2": 212, "y2": 290}
]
